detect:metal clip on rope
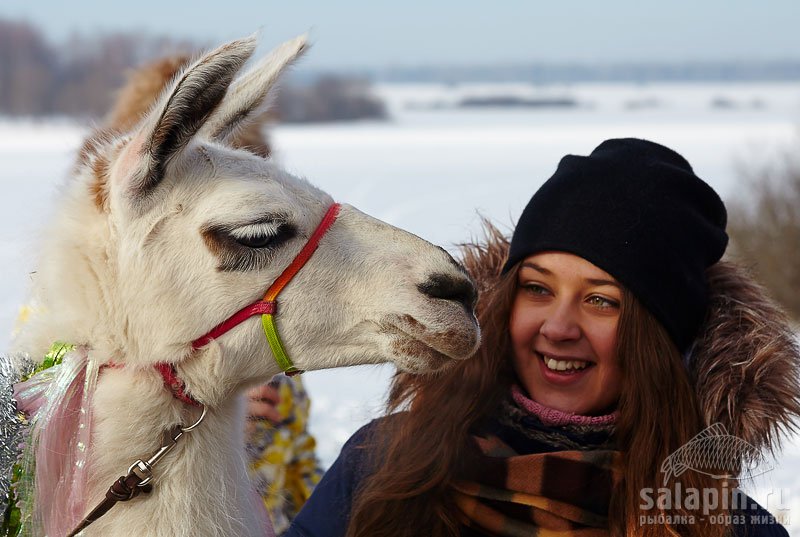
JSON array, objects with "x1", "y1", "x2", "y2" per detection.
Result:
[
  {"x1": 129, "y1": 406, "x2": 207, "y2": 486},
  {"x1": 67, "y1": 405, "x2": 207, "y2": 537}
]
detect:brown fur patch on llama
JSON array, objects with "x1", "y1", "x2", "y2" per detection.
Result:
[
  {"x1": 75, "y1": 128, "x2": 117, "y2": 212},
  {"x1": 89, "y1": 152, "x2": 111, "y2": 212},
  {"x1": 106, "y1": 56, "x2": 190, "y2": 133}
]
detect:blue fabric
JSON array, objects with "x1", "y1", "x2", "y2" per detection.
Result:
[
  {"x1": 286, "y1": 418, "x2": 788, "y2": 537},
  {"x1": 731, "y1": 501, "x2": 789, "y2": 537},
  {"x1": 287, "y1": 423, "x2": 373, "y2": 537}
]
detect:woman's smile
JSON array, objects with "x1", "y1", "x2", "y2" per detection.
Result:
[{"x1": 536, "y1": 351, "x2": 595, "y2": 384}]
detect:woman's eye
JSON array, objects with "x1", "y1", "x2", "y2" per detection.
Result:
[
  {"x1": 522, "y1": 283, "x2": 550, "y2": 296},
  {"x1": 587, "y1": 295, "x2": 619, "y2": 310}
]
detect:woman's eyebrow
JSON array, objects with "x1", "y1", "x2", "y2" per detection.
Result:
[
  {"x1": 521, "y1": 262, "x2": 619, "y2": 288},
  {"x1": 520, "y1": 262, "x2": 551, "y2": 275},
  {"x1": 587, "y1": 278, "x2": 620, "y2": 288}
]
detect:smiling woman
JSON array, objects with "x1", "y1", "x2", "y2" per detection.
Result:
[
  {"x1": 510, "y1": 253, "x2": 623, "y2": 417},
  {"x1": 286, "y1": 138, "x2": 800, "y2": 537}
]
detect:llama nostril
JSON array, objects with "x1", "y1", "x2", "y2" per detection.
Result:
[{"x1": 417, "y1": 273, "x2": 478, "y2": 312}]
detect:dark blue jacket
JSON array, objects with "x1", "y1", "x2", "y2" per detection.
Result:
[{"x1": 287, "y1": 421, "x2": 788, "y2": 537}]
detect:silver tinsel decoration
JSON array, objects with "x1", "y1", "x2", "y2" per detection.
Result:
[{"x1": 0, "y1": 353, "x2": 33, "y2": 516}]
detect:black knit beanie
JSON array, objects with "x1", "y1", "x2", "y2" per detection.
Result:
[{"x1": 502, "y1": 138, "x2": 728, "y2": 352}]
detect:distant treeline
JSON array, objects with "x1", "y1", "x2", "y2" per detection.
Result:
[
  {"x1": 0, "y1": 19, "x2": 386, "y2": 122},
  {"x1": 371, "y1": 62, "x2": 800, "y2": 84}
]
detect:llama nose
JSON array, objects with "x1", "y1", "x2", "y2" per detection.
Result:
[{"x1": 417, "y1": 273, "x2": 478, "y2": 312}]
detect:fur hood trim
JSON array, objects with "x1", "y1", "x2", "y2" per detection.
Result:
[
  {"x1": 458, "y1": 221, "x2": 800, "y2": 455},
  {"x1": 691, "y1": 261, "x2": 800, "y2": 455}
]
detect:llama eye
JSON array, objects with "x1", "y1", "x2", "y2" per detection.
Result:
[
  {"x1": 230, "y1": 222, "x2": 294, "y2": 250},
  {"x1": 203, "y1": 217, "x2": 298, "y2": 271},
  {"x1": 236, "y1": 233, "x2": 277, "y2": 249}
]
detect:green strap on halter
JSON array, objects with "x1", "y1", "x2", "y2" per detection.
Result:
[{"x1": 261, "y1": 313, "x2": 299, "y2": 374}]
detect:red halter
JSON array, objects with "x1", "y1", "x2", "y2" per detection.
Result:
[{"x1": 154, "y1": 202, "x2": 342, "y2": 405}]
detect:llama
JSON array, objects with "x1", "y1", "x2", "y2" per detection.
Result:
[{"x1": 11, "y1": 35, "x2": 480, "y2": 537}]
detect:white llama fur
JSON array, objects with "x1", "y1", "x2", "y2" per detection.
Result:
[{"x1": 13, "y1": 35, "x2": 480, "y2": 536}]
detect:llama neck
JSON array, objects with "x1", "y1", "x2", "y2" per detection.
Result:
[{"x1": 84, "y1": 366, "x2": 270, "y2": 537}]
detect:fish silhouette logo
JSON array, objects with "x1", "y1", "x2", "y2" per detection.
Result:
[{"x1": 660, "y1": 423, "x2": 773, "y2": 486}]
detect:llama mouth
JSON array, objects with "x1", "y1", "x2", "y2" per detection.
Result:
[
  {"x1": 381, "y1": 322, "x2": 457, "y2": 372},
  {"x1": 391, "y1": 335, "x2": 453, "y2": 372},
  {"x1": 384, "y1": 313, "x2": 479, "y2": 360}
]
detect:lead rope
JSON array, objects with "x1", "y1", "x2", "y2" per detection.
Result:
[{"x1": 66, "y1": 406, "x2": 207, "y2": 536}]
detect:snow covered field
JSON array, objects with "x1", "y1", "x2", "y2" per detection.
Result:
[{"x1": 2, "y1": 81, "x2": 799, "y2": 530}]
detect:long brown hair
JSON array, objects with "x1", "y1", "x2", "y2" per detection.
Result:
[
  {"x1": 612, "y1": 292, "x2": 730, "y2": 537},
  {"x1": 346, "y1": 224, "x2": 730, "y2": 537}
]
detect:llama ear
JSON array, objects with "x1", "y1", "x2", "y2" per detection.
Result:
[
  {"x1": 197, "y1": 34, "x2": 309, "y2": 146},
  {"x1": 127, "y1": 36, "x2": 257, "y2": 197}
]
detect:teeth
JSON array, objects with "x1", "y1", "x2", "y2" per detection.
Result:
[{"x1": 544, "y1": 356, "x2": 589, "y2": 372}]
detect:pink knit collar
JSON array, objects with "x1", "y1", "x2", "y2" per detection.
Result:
[{"x1": 511, "y1": 384, "x2": 619, "y2": 427}]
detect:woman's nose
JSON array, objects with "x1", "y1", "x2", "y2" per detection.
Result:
[{"x1": 539, "y1": 303, "x2": 581, "y2": 342}]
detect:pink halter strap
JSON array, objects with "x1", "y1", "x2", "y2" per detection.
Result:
[
  {"x1": 190, "y1": 301, "x2": 276, "y2": 349},
  {"x1": 154, "y1": 363, "x2": 203, "y2": 408}
]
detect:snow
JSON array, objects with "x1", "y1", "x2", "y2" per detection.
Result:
[{"x1": 2, "y1": 82, "x2": 800, "y2": 529}]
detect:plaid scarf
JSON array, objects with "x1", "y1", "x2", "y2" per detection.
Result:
[{"x1": 453, "y1": 400, "x2": 623, "y2": 536}]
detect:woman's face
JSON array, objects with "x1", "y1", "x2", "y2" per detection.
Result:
[{"x1": 510, "y1": 252, "x2": 623, "y2": 415}]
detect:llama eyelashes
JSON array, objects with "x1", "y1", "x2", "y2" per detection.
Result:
[
  {"x1": 202, "y1": 222, "x2": 298, "y2": 272},
  {"x1": 229, "y1": 221, "x2": 293, "y2": 248}
]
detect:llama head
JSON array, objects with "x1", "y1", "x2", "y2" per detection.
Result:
[{"x1": 21, "y1": 35, "x2": 479, "y2": 402}]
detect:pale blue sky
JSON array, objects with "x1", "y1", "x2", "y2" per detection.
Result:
[{"x1": 1, "y1": 1, "x2": 797, "y2": 69}]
